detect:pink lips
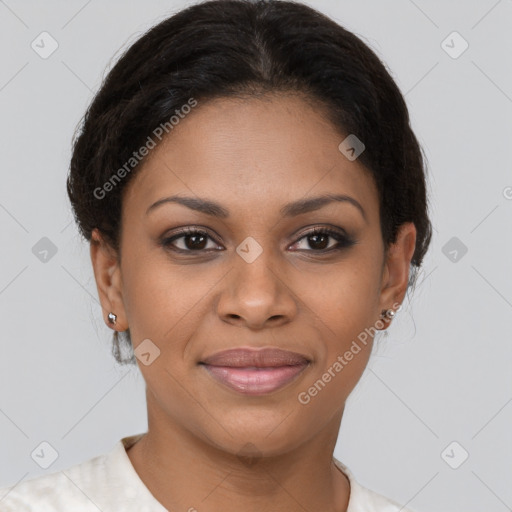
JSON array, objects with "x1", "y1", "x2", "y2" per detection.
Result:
[{"x1": 200, "y1": 347, "x2": 310, "y2": 395}]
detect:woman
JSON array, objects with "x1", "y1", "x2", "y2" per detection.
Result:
[{"x1": 0, "y1": 0, "x2": 432, "y2": 510}]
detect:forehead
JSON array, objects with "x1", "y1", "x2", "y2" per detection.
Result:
[{"x1": 122, "y1": 94, "x2": 379, "y2": 222}]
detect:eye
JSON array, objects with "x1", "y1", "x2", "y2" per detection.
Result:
[
  {"x1": 161, "y1": 227, "x2": 221, "y2": 253},
  {"x1": 290, "y1": 226, "x2": 356, "y2": 253},
  {"x1": 161, "y1": 225, "x2": 356, "y2": 255}
]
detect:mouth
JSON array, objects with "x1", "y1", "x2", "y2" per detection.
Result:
[{"x1": 198, "y1": 347, "x2": 310, "y2": 396}]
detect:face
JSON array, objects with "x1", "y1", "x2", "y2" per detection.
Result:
[{"x1": 91, "y1": 93, "x2": 416, "y2": 457}]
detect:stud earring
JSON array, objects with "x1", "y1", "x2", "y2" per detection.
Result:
[
  {"x1": 107, "y1": 312, "x2": 117, "y2": 325},
  {"x1": 380, "y1": 308, "x2": 396, "y2": 321}
]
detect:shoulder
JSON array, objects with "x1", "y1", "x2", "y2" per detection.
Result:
[
  {"x1": 334, "y1": 457, "x2": 418, "y2": 512},
  {"x1": 0, "y1": 435, "x2": 147, "y2": 512},
  {"x1": 0, "y1": 450, "x2": 111, "y2": 511}
]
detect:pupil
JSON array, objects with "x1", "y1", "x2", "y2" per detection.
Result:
[
  {"x1": 187, "y1": 234, "x2": 206, "y2": 250},
  {"x1": 310, "y1": 234, "x2": 328, "y2": 250}
]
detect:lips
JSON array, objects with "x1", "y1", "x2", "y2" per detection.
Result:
[{"x1": 199, "y1": 348, "x2": 310, "y2": 395}]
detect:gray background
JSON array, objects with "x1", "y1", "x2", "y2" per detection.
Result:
[{"x1": 0, "y1": 1, "x2": 511, "y2": 511}]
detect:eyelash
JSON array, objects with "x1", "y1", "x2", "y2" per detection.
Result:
[{"x1": 160, "y1": 226, "x2": 356, "y2": 255}]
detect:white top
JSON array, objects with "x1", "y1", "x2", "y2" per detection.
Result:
[{"x1": 0, "y1": 433, "x2": 416, "y2": 512}]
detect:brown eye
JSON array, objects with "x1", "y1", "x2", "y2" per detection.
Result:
[
  {"x1": 305, "y1": 232, "x2": 331, "y2": 250},
  {"x1": 161, "y1": 228, "x2": 221, "y2": 252},
  {"x1": 291, "y1": 227, "x2": 356, "y2": 252}
]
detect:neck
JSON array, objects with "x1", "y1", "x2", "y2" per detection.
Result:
[{"x1": 126, "y1": 395, "x2": 351, "y2": 512}]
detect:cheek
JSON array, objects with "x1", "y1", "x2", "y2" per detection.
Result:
[
  {"x1": 297, "y1": 286, "x2": 375, "y2": 418},
  {"x1": 305, "y1": 260, "x2": 379, "y2": 333},
  {"x1": 300, "y1": 261, "x2": 378, "y2": 385},
  {"x1": 121, "y1": 260, "x2": 224, "y2": 372}
]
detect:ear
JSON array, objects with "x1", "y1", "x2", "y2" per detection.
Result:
[
  {"x1": 90, "y1": 228, "x2": 128, "y2": 331},
  {"x1": 377, "y1": 222, "x2": 417, "y2": 329}
]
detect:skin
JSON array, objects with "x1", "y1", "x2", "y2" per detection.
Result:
[{"x1": 90, "y1": 92, "x2": 416, "y2": 512}]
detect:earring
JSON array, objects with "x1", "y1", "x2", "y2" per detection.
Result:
[
  {"x1": 107, "y1": 312, "x2": 117, "y2": 325},
  {"x1": 380, "y1": 308, "x2": 396, "y2": 321}
]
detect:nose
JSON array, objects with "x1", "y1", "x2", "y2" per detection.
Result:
[{"x1": 215, "y1": 246, "x2": 298, "y2": 330}]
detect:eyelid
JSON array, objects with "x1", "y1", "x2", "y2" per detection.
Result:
[{"x1": 291, "y1": 223, "x2": 349, "y2": 240}]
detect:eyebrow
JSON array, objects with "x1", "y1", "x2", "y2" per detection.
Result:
[{"x1": 146, "y1": 193, "x2": 367, "y2": 223}]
